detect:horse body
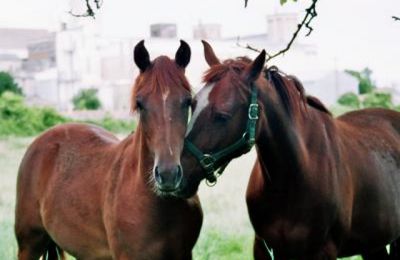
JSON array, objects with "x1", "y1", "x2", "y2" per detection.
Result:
[
  {"x1": 15, "y1": 41, "x2": 202, "y2": 259},
  {"x1": 182, "y1": 41, "x2": 400, "y2": 259},
  {"x1": 247, "y1": 107, "x2": 400, "y2": 259}
]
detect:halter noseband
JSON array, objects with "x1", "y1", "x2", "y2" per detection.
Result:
[{"x1": 184, "y1": 84, "x2": 259, "y2": 185}]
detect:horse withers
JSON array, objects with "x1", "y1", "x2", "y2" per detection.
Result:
[
  {"x1": 15, "y1": 40, "x2": 202, "y2": 260},
  {"x1": 181, "y1": 40, "x2": 400, "y2": 259}
]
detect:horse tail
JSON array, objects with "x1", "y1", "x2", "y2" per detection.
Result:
[{"x1": 44, "y1": 241, "x2": 65, "y2": 260}]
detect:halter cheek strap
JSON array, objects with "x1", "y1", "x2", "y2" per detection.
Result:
[{"x1": 184, "y1": 84, "x2": 259, "y2": 185}]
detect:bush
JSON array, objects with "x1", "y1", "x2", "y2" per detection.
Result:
[
  {"x1": 345, "y1": 68, "x2": 375, "y2": 94},
  {"x1": 337, "y1": 92, "x2": 360, "y2": 108},
  {"x1": 72, "y1": 88, "x2": 102, "y2": 110},
  {"x1": 84, "y1": 115, "x2": 135, "y2": 133},
  {"x1": 0, "y1": 91, "x2": 134, "y2": 136},
  {"x1": 363, "y1": 92, "x2": 394, "y2": 109},
  {"x1": 0, "y1": 91, "x2": 67, "y2": 136},
  {"x1": 335, "y1": 90, "x2": 399, "y2": 116},
  {"x1": 0, "y1": 71, "x2": 22, "y2": 96}
]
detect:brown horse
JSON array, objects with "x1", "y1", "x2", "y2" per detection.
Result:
[
  {"x1": 181, "y1": 40, "x2": 400, "y2": 259},
  {"x1": 15, "y1": 40, "x2": 203, "y2": 260}
]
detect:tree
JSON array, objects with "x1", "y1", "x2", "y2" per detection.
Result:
[
  {"x1": 336, "y1": 68, "x2": 399, "y2": 113},
  {"x1": 0, "y1": 71, "x2": 23, "y2": 96},
  {"x1": 345, "y1": 68, "x2": 376, "y2": 94},
  {"x1": 337, "y1": 92, "x2": 360, "y2": 109},
  {"x1": 72, "y1": 88, "x2": 102, "y2": 110}
]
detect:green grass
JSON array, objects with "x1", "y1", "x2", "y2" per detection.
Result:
[
  {"x1": 0, "y1": 137, "x2": 30, "y2": 259},
  {"x1": 0, "y1": 137, "x2": 362, "y2": 259}
]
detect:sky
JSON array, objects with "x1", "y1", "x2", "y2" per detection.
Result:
[{"x1": 0, "y1": 0, "x2": 399, "y2": 86}]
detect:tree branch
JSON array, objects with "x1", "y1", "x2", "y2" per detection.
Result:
[
  {"x1": 393, "y1": 16, "x2": 400, "y2": 21},
  {"x1": 238, "y1": 0, "x2": 319, "y2": 62},
  {"x1": 70, "y1": 0, "x2": 103, "y2": 18}
]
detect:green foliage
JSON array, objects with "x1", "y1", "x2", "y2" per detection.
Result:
[
  {"x1": 72, "y1": 88, "x2": 102, "y2": 110},
  {"x1": 0, "y1": 91, "x2": 134, "y2": 136},
  {"x1": 280, "y1": 0, "x2": 298, "y2": 5},
  {"x1": 193, "y1": 230, "x2": 252, "y2": 260},
  {"x1": 335, "y1": 68, "x2": 400, "y2": 115},
  {"x1": 345, "y1": 68, "x2": 375, "y2": 94},
  {"x1": 0, "y1": 71, "x2": 22, "y2": 96},
  {"x1": 337, "y1": 92, "x2": 360, "y2": 108},
  {"x1": 0, "y1": 91, "x2": 67, "y2": 136},
  {"x1": 334, "y1": 91, "x2": 399, "y2": 116},
  {"x1": 363, "y1": 92, "x2": 394, "y2": 109},
  {"x1": 83, "y1": 115, "x2": 135, "y2": 134}
]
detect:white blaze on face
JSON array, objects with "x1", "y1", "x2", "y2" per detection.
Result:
[
  {"x1": 185, "y1": 84, "x2": 214, "y2": 136},
  {"x1": 162, "y1": 89, "x2": 173, "y2": 156}
]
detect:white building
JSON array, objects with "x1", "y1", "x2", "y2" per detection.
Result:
[{"x1": 0, "y1": 12, "x2": 363, "y2": 114}]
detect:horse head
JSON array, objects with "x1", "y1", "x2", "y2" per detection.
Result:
[
  {"x1": 133, "y1": 40, "x2": 192, "y2": 196},
  {"x1": 178, "y1": 40, "x2": 266, "y2": 198}
]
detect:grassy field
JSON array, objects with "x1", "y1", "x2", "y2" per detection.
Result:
[{"x1": 0, "y1": 136, "x2": 361, "y2": 259}]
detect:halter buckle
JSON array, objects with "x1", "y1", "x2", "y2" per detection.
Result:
[
  {"x1": 248, "y1": 104, "x2": 259, "y2": 120},
  {"x1": 199, "y1": 154, "x2": 216, "y2": 172}
]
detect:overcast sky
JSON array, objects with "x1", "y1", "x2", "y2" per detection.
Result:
[{"x1": 0, "y1": 0, "x2": 399, "y2": 86}]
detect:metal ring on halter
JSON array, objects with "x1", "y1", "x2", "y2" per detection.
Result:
[{"x1": 206, "y1": 178, "x2": 217, "y2": 187}]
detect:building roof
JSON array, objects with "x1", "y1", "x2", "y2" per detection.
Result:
[
  {"x1": 0, "y1": 28, "x2": 52, "y2": 50},
  {"x1": 0, "y1": 53, "x2": 20, "y2": 61}
]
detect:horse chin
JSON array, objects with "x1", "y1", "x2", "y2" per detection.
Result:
[
  {"x1": 173, "y1": 180, "x2": 200, "y2": 199},
  {"x1": 154, "y1": 186, "x2": 196, "y2": 199},
  {"x1": 156, "y1": 190, "x2": 179, "y2": 198},
  {"x1": 173, "y1": 188, "x2": 197, "y2": 199},
  {"x1": 154, "y1": 185, "x2": 180, "y2": 199}
]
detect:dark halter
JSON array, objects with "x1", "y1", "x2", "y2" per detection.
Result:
[{"x1": 184, "y1": 84, "x2": 259, "y2": 185}]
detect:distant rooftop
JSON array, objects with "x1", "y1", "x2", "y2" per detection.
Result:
[
  {"x1": 0, "y1": 28, "x2": 52, "y2": 50},
  {"x1": 0, "y1": 53, "x2": 20, "y2": 61}
]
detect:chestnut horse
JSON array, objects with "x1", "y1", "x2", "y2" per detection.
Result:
[
  {"x1": 15, "y1": 40, "x2": 202, "y2": 260},
  {"x1": 181, "y1": 40, "x2": 400, "y2": 259}
]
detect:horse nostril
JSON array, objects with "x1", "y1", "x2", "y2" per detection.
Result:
[
  {"x1": 175, "y1": 165, "x2": 183, "y2": 185},
  {"x1": 154, "y1": 166, "x2": 164, "y2": 184}
]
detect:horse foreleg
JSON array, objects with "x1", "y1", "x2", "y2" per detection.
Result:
[
  {"x1": 298, "y1": 240, "x2": 338, "y2": 260},
  {"x1": 390, "y1": 238, "x2": 400, "y2": 260},
  {"x1": 362, "y1": 247, "x2": 390, "y2": 260},
  {"x1": 253, "y1": 236, "x2": 274, "y2": 260},
  {"x1": 16, "y1": 229, "x2": 52, "y2": 260}
]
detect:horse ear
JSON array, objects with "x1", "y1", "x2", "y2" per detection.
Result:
[
  {"x1": 134, "y1": 40, "x2": 151, "y2": 72},
  {"x1": 245, "y1": 50, "x2": 266, "y2": 83},
  {"x1": 175, "y1": 40, "x2": 191, "y2": 69},
  {"x1": 201, "y1": 40, "x2": 220, "y2": 67}
]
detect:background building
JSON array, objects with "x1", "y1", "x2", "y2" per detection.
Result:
[{"x1": 2, "y1": 12, "x2": 395, "y2": 114}]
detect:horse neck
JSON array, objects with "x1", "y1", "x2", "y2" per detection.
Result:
[
  {"x1": 255, "y1": 84, "x2": 336, "y2": 189},
  {"x1": 121, "y1": 124, "x2": 155, "y2": 194}
]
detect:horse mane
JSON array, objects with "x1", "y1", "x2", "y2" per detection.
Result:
[
  {"x1": 202, "y1": 57, "x2": 254, "y2": 101},
  {"x1": 266, "y1": 66, "x2": 332, "y2": 116},
  {"x1": 202, "y1": 58, "x2": 331, "y2": 116},
  {"x1": 131, "y1": 56, "x2": 191, "y2": 111},
  {"x1": 203, "y1": 57, "x2": 252, "y2": 84}
]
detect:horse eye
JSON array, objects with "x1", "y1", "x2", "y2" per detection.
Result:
[
  {"x1": 136, "y1": 98, "x2": 144, "y2": 110},
  {"x1": 214, "y1": 112, "x2": 232, "y2": 123},
  {"x1": 182, "y1": 97, "x2": 192, "y2": 108}
]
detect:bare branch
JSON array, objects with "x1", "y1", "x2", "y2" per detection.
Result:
[
  {"x1": 238, "y1": 0, "x2": 319, "y2": 63},
  {"x1": 70, "y1": 0, "x2": 103, "y2": 18},
  {"x1": 236, "y1": 37, "x2": 262, "y2": 52},
  {"x1": 245, "y1": 0, "x2": 249, "y2": 8},
  {"x1": 393, "y1": 16, "x2": 400, "y2": 21},
  {"x1": 265, "y1": 0, "x2": 318, "y2": 62}
]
